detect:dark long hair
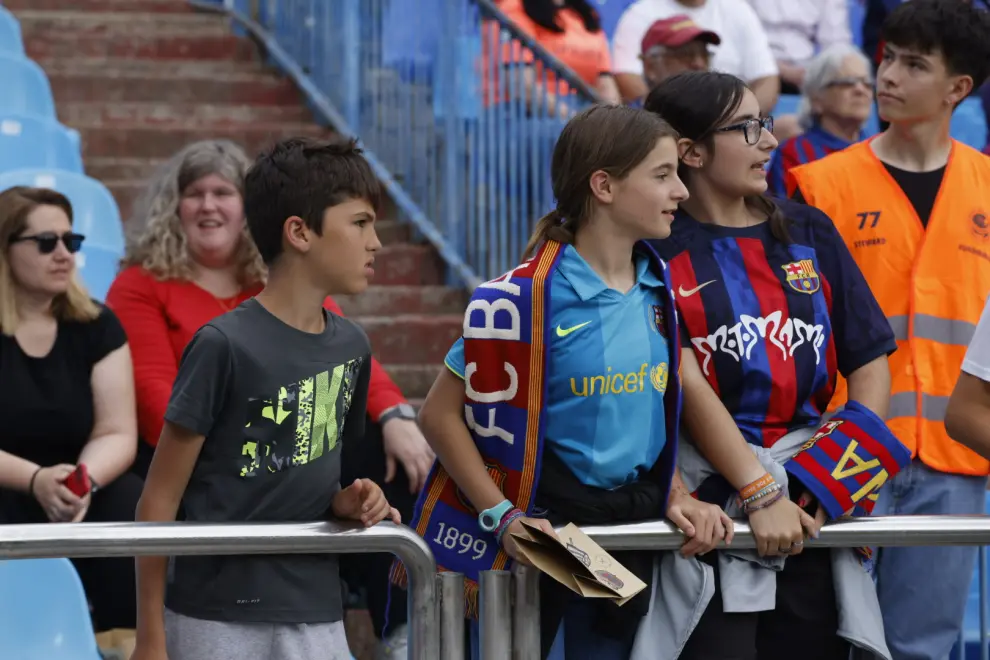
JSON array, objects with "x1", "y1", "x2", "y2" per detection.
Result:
[
  {"x1": 521, "y1": 0, "x2": 601, "y2": 33},
  {"x1": 524, "y1": 104, "x2": 678, "y2": 257},
  {"x1": 644, "y1": 71, "x2": 790, "y2": 243}
]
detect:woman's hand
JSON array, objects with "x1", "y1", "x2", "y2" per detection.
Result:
[
  {"x1": 666, "y1": 490, "x2": 734, "y2": 557},
  {"x1": 747, "y1": 496, "x2": 819, "y2": 557},
  {"x1": 501, "y1": 516, "x2": 555, "y2": 566},
  {"x1": 32, "y1": 465, "x2": 84, "y2": 522}
]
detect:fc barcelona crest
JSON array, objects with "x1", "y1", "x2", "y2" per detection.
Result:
[
  {"x1": 455, "y1": 462, "x2": 507, "y2": 514},
  {"x1": 782, "y1": 259, "x2": 821, "y2": 295},
  {"x1": 650, "y1": 304, "x2": 667, "y2": 337}
]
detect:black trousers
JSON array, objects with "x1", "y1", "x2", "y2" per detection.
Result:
[
  {"x1": 0, "y1": 471, "x2": 144, "y2": 631},
  {"x1": 339, "y1": 418, "x2": 418, "y2": 638},
  {"x1": 679, "y1": 548, "x2": 851, "y2": 660}
]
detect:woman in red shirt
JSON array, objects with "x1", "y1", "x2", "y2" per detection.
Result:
[{"x1": 105, "y1": 139, "x2": 432, "y2": 655}]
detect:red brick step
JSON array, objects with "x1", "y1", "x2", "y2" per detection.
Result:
[
  {"x1": 4, "y1": 0, "x2": 192, "y2": 11},
  {"x1": 336, "y1": 285, "x2": 465, "y2": 317},
  {"x1": 45, "y1": 59, "x2": 301, "y2": 106},
  {"x1": 357, "y1": 315, "x2": 462, "y2": 365},
  {"x1": 20, "y1": 10, "x2": 256, "y2": 61},
  {"x1": 75, "y1": 123, "x2": 330, "y2": 159},
  {"x1": 384, "y1": 365, "x2": 443, "y2": 401},
  {"x1": 62, "y1": 102, "x2": 314, "y2": 127}
]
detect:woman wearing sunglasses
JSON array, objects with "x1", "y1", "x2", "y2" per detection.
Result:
[
  {"x1": 633, "y1": 72, "x2": 905, "y2": 659},
  {"x1": 0, "y1": 186, "x2": 142, "y2": 632}
]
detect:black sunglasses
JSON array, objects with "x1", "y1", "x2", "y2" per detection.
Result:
[
  {"x1": 10, "y1": 231, "x2": 86, "y2": 254},
  {"x1": 715, "y1": 116, "x2": 775, "y2": 146}
]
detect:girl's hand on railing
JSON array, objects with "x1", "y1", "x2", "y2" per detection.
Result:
[
  {"x1": 747, "y1": 496, "x2": 819, "y2": 557},
  {"x1": 666, "y1": 489, "x2": 734, "y2": 557},
  {"x1": 501, "y1": 516, "x2": 555, "y2": 567}
]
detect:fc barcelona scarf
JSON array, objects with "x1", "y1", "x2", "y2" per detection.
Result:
[
  {"x1": 390, "y1": 240, "x2": 683, "y2": 617},
  {"x1": 784, "y1": 399, "x2": 911, "y2": 519}
]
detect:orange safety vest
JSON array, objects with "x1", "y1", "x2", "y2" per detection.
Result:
[{"x1": 787, "y1": 139, "x2": 990, "y2": 476}]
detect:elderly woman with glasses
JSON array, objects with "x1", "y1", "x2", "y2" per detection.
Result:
[
  {"x1": 767, "y1": 44, "x2": 874, "y2": 196},
  {"x1": 0, "y1": 186, "x2": 142, "y2": 631}
]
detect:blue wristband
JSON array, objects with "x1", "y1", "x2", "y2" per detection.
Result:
[{"x1": 479, "y1": 499, "x2": 514, "y2": 532}]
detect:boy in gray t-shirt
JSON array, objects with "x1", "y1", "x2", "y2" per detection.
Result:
[{"x1": 132, "y1": 137, "x2": 400, "y2": 660}]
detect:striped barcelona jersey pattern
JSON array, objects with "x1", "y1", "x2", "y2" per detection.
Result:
[
  {"x1": 766, "y1": 125, "x2": 859, "y2": 196},
  {"x1": 656, "y1": 212, "x2": 840, "y2": 449}
]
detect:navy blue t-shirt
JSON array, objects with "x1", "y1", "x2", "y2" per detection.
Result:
[{"x1": 651, "y1": 199, "x2": 896, "y2": 448}]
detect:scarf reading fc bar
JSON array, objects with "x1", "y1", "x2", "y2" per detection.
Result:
[{"x1": 389, "y1": 240, "x2": 564, "y2": 617}]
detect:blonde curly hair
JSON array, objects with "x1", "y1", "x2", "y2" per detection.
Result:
[{"x1": 122, "y1": 140, "x2": 266, "y2": 286}]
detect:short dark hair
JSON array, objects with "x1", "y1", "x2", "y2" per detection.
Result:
[
  {"x1": 243, "y1": 137, "x2": 382, "y2": 265},
  {"x1": 882, "y1": 0, "x2": 990, "y2": 88}
]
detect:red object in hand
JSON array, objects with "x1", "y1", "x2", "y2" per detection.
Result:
[{"x1": 63, "y1": 464, "x2": 91, "y2": 497}]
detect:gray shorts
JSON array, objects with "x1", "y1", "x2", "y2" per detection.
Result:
[{"x1": 164, "y1": 608, "x2": 352, "y2": 660}]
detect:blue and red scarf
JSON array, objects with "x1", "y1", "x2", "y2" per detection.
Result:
[
  {"x1": 391, "y1": 239, "x2": 682, "y2": 616},
  {"x1": 785, "y1": 399, "x2": 911, "y2": 519}
]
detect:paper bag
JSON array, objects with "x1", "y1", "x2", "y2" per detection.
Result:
[
  {"x1": 95, "y1": 628, "x2": 136, "y2": 660},
  {"x1": 509, "y1": 521, "x2": 645, "y2": 605}
]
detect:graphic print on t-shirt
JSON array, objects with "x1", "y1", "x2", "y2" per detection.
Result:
[{"x1": 239, "y1": 356, "x2": 364, "y2": 477}]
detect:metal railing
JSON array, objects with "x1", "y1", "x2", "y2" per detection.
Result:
[
  {"x1": 440, "y1": 516, "x2": 990, "y2": 660},
  {"x1": 0, "y1": 521, "x2": 439, "y2": 660},
  {"x1": 192, "y1": 0, "x2": 600, "y2": 287}
]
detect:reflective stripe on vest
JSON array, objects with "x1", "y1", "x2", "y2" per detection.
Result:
[
  {"x1": 790, "y1": 139, "x2": 990, "y2": 476},
  {"x1": 887, "y1": 314, "x2": 977, "y2": 345}
]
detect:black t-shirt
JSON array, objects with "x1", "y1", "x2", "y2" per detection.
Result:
[
  {"x1": 163, "y1": 298, "x2": 371, "y2": 624},
  {"x1": 791, "y1": 165, "x2": 946, "y2": 229},
  {"x1": 0, "y1": 305, "x2": 127, "y2": 469}
]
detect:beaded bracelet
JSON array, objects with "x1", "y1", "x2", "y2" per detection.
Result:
[
  {"x1": 743, "y1": 488, "x2": 785, "y2": 514},
  {"x1": 494, "y1": 508, "x2": 525, "y2": 546},
  {"x1": 740, "y1": 473, "x2": 775, "y2": 500},
  {"x1": 741, "y1": 482, "x2": 782, "y2": 507}
]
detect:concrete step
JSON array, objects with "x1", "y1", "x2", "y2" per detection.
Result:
[
  {"x1": 18, "y1": 10, "x2": 256, "y2": 61},
  {"x1": 5, "y1": 0, "x2": 193, "y2": 11},
  {"x1": 383, "y1": 364, "x2": 443, "y2": 401},
  {"x1": 74, "y1": 122, "x2": 330, "y2": 159},
  {"x1": 357, "y1": 315, "x2": 462, "y2": 365},
  {"x1": 61, "y1": 102, "x2": 315, "y2": 128},
  {"x1": 45, "y1": 59, "x2": 301, "y2": 105}
]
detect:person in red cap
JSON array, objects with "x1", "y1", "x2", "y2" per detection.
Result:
[{"x1": 638, "y1": 15, "x2": 719, "y2": 100}]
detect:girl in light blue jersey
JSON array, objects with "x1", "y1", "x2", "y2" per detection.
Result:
[{"x1": 408, "y1": 105, "x2": 733, "y2": 659}]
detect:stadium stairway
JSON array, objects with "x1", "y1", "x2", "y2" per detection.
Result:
[{"x1": 5, "y1": 0, "x2": 461, "y2": 408}]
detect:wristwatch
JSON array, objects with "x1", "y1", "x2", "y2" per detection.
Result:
[
  {"x1": 378, "y1": 403, "x2": 417, "y2": 424},
  {"x1": 479, "y1": 499, "x2": 514, "y2": 533}
]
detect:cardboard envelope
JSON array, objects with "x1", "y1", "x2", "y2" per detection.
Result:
[{"x1": 509, "y1": 521, "x2": 645, "y2": 605}]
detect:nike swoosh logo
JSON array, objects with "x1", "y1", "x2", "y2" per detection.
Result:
[
  {"x1": 678, "y1": 280, "x2": 717, "y2": 298},
  {"x1": 556, "y1": 321, "x2": 592, "y2": 337}
]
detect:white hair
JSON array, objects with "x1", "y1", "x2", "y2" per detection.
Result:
[{"x1": 797, "y1": 44, "x2": 873, "y2": 130}]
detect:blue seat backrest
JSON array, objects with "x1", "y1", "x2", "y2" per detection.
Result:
[
  {"x1": 0, "y1": 169, "x2": 123, "y2": 301},
  {"x1": 590, "y1": 0, "x2": 638, "y2": 45},
  {"x1": 0, "y1": 558, "x2": 102, "y2": 660},
  {"x1": 0, "y1": 7, "x2": 23, "y2": 55},
  {"x1": 0, "y1": 53, "x2": 57, "y2": 119},
  {"x1": 0, "y1": 114, "x2": 84, "y2": 174},
  {"x1": 951, "y1": 97, "x2": 988, "y2": 150}
]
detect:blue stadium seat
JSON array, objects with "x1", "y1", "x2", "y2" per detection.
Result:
[
  {"x1": 0, "y1": 169, "x2": 123, "y2": 301},
  {"x1": 0, "y1": 6, "x2": 23, "y2": 55},
  {"x1": 951, "y1": 97, "x2": 988, "y2": 150},
  {"x1": 0, "y1": 114, "x2": 84, "y2": 174},
  {"x1": 0, "y1": 558, "x2": 102, "y2": 660},
  {"x1": 773, "y1": 94, "x2": 801, "y2": 117},
  {"x1": 0, "y1": 53, "x2": 57, "y2": 119},
  {"x1": 951, "y1": 491, "x2": 990, "y2": 660}
]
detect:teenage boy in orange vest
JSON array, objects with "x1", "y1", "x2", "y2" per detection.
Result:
[{"x1": 786, "y1": 2, "x2": 990, "y2": 658}]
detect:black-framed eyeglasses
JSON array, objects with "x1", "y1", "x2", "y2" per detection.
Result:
[
  {"x1": 10, "y1": 231, "x2": 85, "y2": 254},
  {"x1": 715, "y1": 116, "x2": 774, "y2": 145}
]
